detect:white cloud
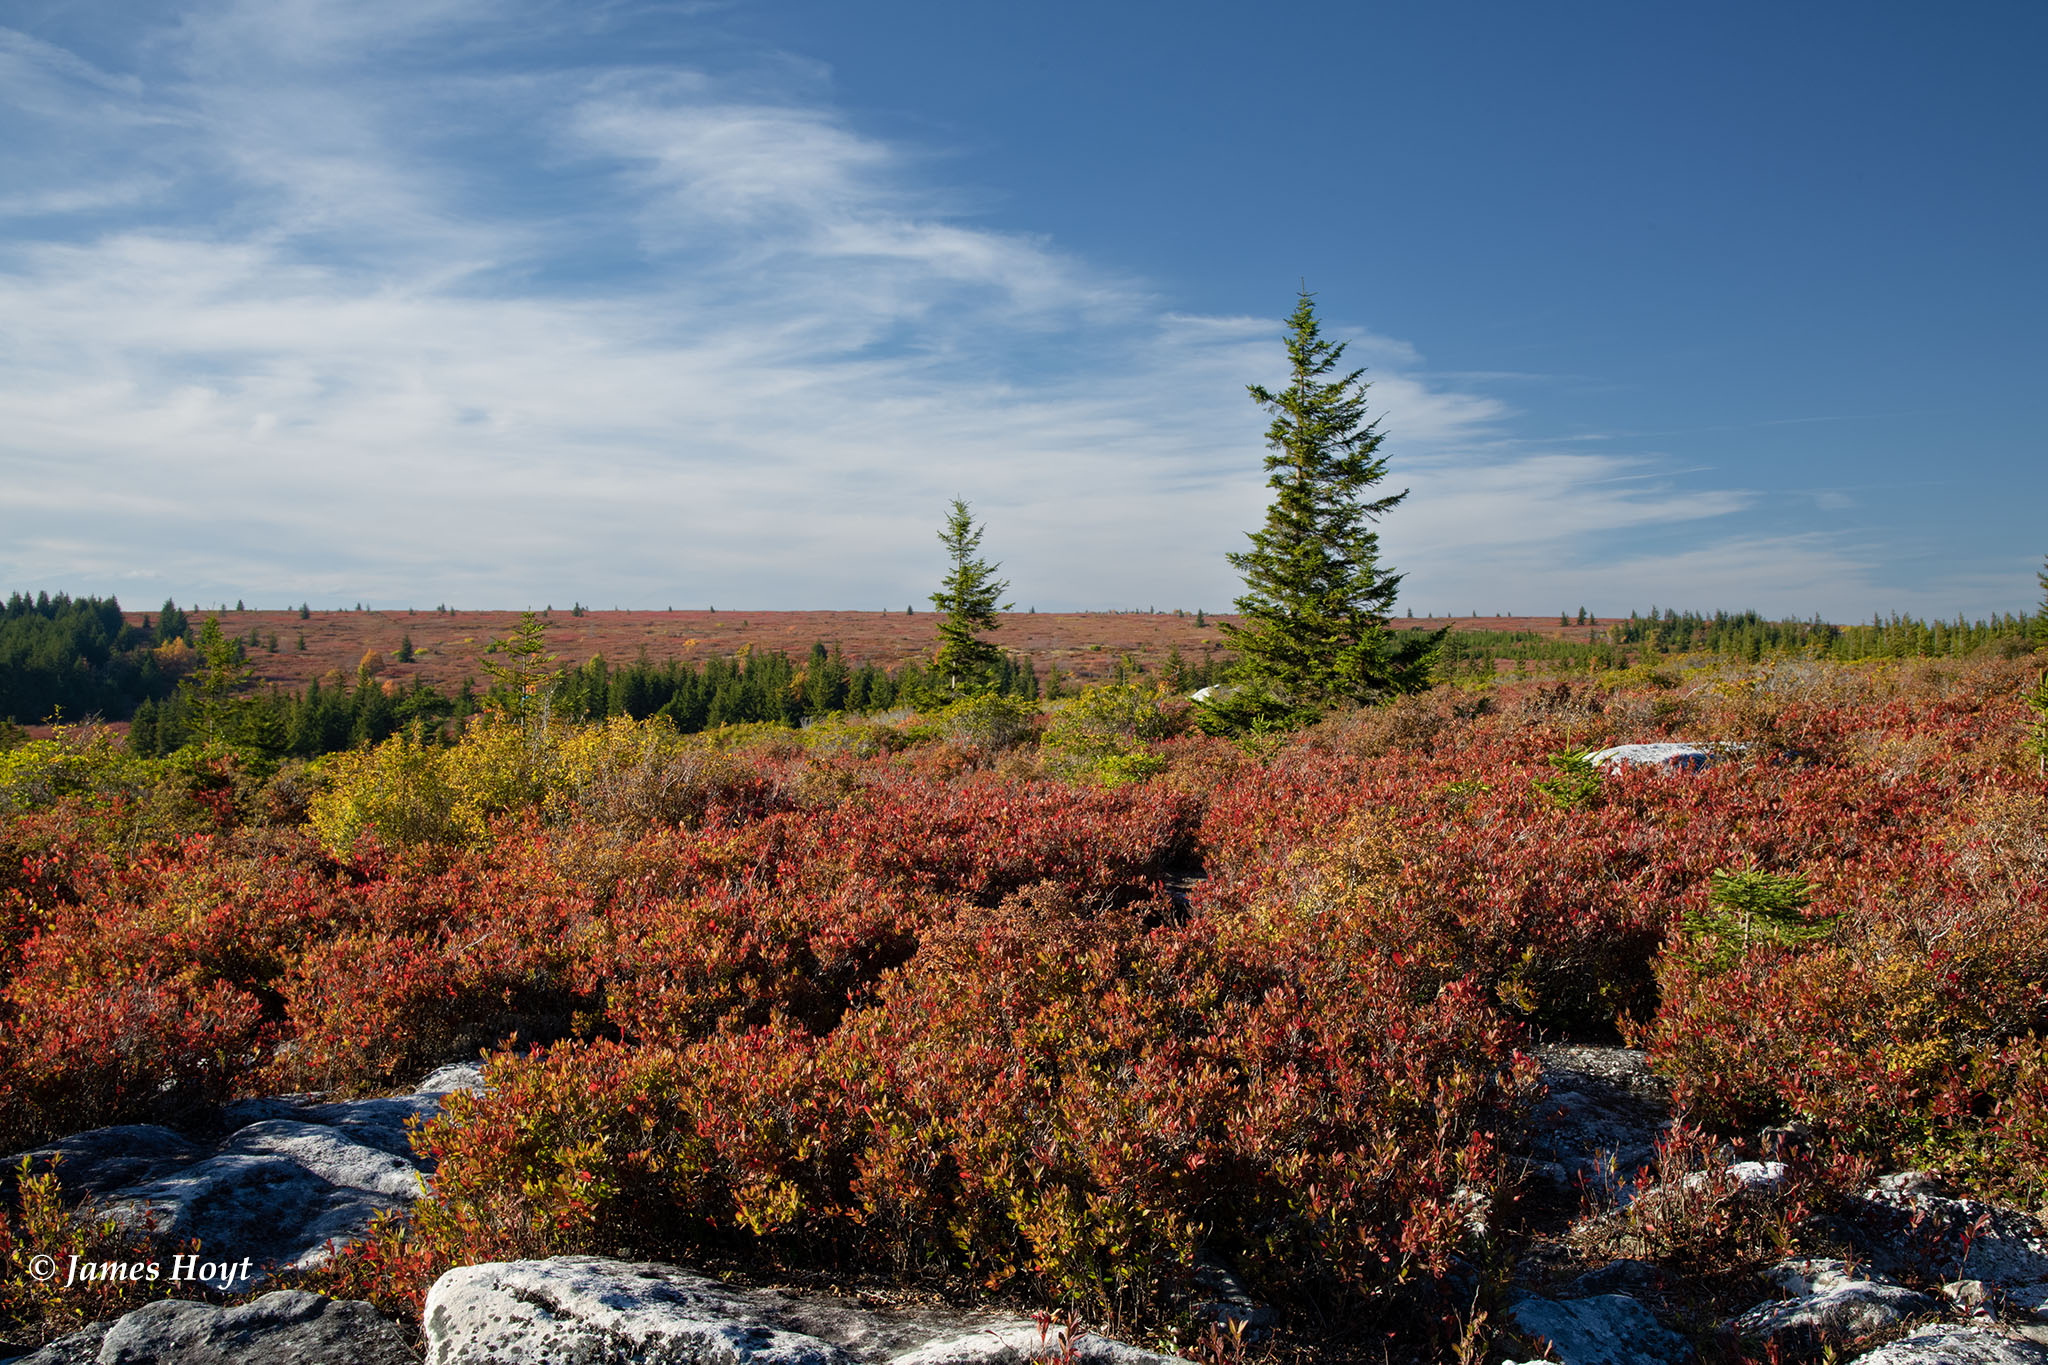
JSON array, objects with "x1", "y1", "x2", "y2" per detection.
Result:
[{"x1": 0, "y1": 1, "x2": 1920, "y2": 621}]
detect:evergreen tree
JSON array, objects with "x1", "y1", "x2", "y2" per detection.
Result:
[
  {"x1": 1204, "y1": 291, "x2": 1443, "y2": 731},
  {"x1": 2036, "y1": 553, "x2": 2048, "y2": 645},
  {"x1": 128, "y1": 699, "x2": 159, "y2": 756},
  {"x1": 928, "y1": 499, "x2": 1011, "y2": 697},
  {"x1": 186, "y1": 616, "x2": 253, "y2": 744},
  {"x1": 480, "y1": 610, "x2": 561, "y2": 731},
  {"x1": 804, "y1": 642, "x2": 851, "y2": 714}
]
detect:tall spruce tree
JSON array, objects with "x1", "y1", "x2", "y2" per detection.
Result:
[
  {"x1": 1205, "y1": 290, "x2": 1442, "y2": 731},
  {"x1": 481, "y1": 610, "x2": 561, "y2": 732},
  {"x1": 2036, "y1": 553, "x2": 2047, "y2": 645},
  {"x1": 928, "y1": 499, "x2": 1011, "y2": 697},
  {"x1": 186, "y1": 615, "x2": 253, "y2": 744}
]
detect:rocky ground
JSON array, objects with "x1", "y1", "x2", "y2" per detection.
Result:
[
  {"x1": 1498, "y1": 1045, "x2": 2048, "y2": 1364},
  {"x1": 10, "y1": 1047, "x2": 2048, "y2": 1364}
]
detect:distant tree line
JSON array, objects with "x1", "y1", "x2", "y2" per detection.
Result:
[
  {"x1": 12, "y1": 588, "x2": 2035, "y2": 759},
  {"x1": 1438, "y1": 605, "x2": 2043, "y2": 678},
  {"x1": 549, "y1": 643, "x2": 1041, "y2": 729},
  {"x1": 1607, "y1": 606, "x2": 2039, "y2": 661},
  {"x1": 0, "y1": 593, "x2": 186, "y2": 725},
  {"x1": 128, "y1": 674, "x2": 468, "y2": 758},
  {"x1": 123, "y1": 639, "x2": 1046, "y2": 762}
]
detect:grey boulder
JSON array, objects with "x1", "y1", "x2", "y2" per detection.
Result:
[
  {"x1": 1849, "y1": 1323, "x2": 2048, "y2": 1364},
  {"x1": 2006, "y1": 1282, "x2": 2048, "y2": 1319},
  {"x1": 1585, "y1": 743, "x2": 1731, "y2": 773},
  {"x1": 9, "y1": 1292, "x2": 413, "y2": 1365},
  {"x1": 1506, "y1": 1294, "x2": 1690, "y2": 1365},
  {"x1": 1730, "y1": 1258, "x2": 1935, "y2": 1347},
  {"x1": 424, "y1": 1257, "x2": 1190, "y2": 1365},
  {"x1": 10, "y1": 1128, "x2": 204, "y2": 1200},
  {"x1": 1853, "y1": 1178, "x2": 2048, "y2": 1287},
  {"x1": 14, "y1": 1062, "x2": 486, "y2": 1290}
]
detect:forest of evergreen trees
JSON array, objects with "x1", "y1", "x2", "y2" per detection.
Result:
[
  {"x1": 1438, "y1": 606, "x2": 2042, "y2": 678},
  {"x1": 125, "y1": 638, "x2": 1046, "y2": 759},
  {"x1": 0, "y1": 592, "x2": 185, "y2": 726},
  {"x1": 3, "y1": 592, "x2": 2040, "y2": 759}
]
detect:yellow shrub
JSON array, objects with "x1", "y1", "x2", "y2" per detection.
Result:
[
  {"x1": 1040, "y1": 682, "x2": 1185, "y2": 785},
  {"x1": 439, "y1": 718, "x2": 554, "y2": 822},
  {"x1": 307, "y1": 737, "x2": 479, "y2": 853}
]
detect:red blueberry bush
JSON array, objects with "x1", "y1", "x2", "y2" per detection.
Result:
[{"x1": 0, "y1": 654, "x2": 2043, "y2": 1343}]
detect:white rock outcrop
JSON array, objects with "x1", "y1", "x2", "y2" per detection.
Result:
[
  {"x1": 9, "y1": 1061, "x2": 485, "y2": 1288},
  {"x1": 11, "y1": 1291, "x2": 415, "y2": 1365},
  {"x1": 425, "y1": 1257, "x2": 1193, "y2": 1365},
  {"x1": 1585, "y1": 743, "x2": 1729, "y2": 773},
  {"x1": 1849, "y1": 1322, "x2": 2048, "y2": 1364},
  {"x1": 1730, "y1": 1258, "x2": 1936, "y2": 1347},
  {"x1": 1855, "y1": 1177, "x2": 2048, "y2": 1287},
  {"x1": 1505, "y1": 1293, "x2": 1689, "y2": 1365}
]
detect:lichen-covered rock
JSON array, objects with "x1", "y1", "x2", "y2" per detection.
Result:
[
  {"x1": 1507, "y1": 1293, "x2": 1690, "y2": 1365},
  {"x1": 1849, "y1": 1322, "x2": 2048, "y2": 1364},
  {"x1": 1730, "y1": 1256, "x2": 1935, "y2": 1348},
  {"x1": 1561, "y1": 1259, "x2": 1664, "y2": 1300},
  {"x1": 11, "y1": 1292, "x2": 412, "y2": 1365},
  {"x1": 9, "y1": 1127, "x2": 204, "y2": 1200},
  {"x1": 1852, "y1": 1180, "x2": 2048, "y2": 1287},
  {"x1": 1525, "y1": 1045, "x2": 1669, "y2": 1202},
  {"x1": 424, "y1": 1257, "x2": 1192, "y2": 1365},
  {"x1": 8, "y1": 1062, "x2": 486, "y2": 1289},
  {"x1": 2006, "y1": 1282, "x2": 2048, "y2": 1319},
  {"x1": 1585, "y1": 743, "x2": 1729, "y2": 773},
  {"x1": 92, "y1": 1136, "x2": 415, "y2": 1285},
  {"x1": 426, "y1": 1260, "x2": 851, "y2": 1365},
  {"x1": 9, "y1": 1321, "x2": 110, "y2": 1365},
  {"x1": 1725, "y1": 1161, "x2": 1789, "y2": 1193},
  {"x1": 1186, "y1": 1252, "x2": 1273, "y2": 1335}
]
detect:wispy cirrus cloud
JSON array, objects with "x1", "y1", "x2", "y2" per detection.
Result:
[{"x1": 0, "y1": 0, "x2": 1926, "y2": 618}]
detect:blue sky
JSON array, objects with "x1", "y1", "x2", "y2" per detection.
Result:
[{"x1": 1, "y1": 0, "x2": 2041, "y2": 618}]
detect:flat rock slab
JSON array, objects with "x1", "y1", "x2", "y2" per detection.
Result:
[
  {"x1": 1850, "y1": 1323, "x2": 2048, "y2": 1364},
  {"x1": 11, "y1": 1127, "x2": 207, "y2": 1201},
  {"x1": 1526, "y1": 1045, "x2": 1669, "y2": 1200},
  {"x1": 10, "y1": 1291, "x2": 413, "y2": 1365},
  {"x1": 8, "y1": 1062, "x2": 485, "y2": 1290},
  {"x1": 1585, "y1": 743, "x2": 1730, "y2": 773},
  {"x1": 1852, "y1": 1181, "x2": 2048, "y2": 1288},
  {"x1": 2007, "y1": 1282, "x2": 2048, "y2": 1318},
  {"x1": 1730, "y1": 1280, "x2": 1935, "y2": 1347},
  {"x1": 1506, "y1": 1294, "x2": 1690, "y2": 1365},
  {"x1": 425, "y1": 1257, "x2": 1191, "y2": 1365}
]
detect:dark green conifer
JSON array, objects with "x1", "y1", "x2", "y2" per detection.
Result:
[
  {"x1": 1203, "y1": 291, "x2": 1442, "y2": 732},
  {"x1": 928, "y1": 499, "x2": 1011, "y2": 698},
  {"x1": 128, "y1": 700, "x2": 159, "y2": 756},
  {"x1": 158, "y1": 599, "x2": 190, "y2": 643},
  {"x1": 2036, "y1": 554, "x2": 2047, "y2": 644}
]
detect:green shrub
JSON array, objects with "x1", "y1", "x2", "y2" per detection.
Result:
[
  {"x1": 0, "y1": 727, "x2": 169, "y2": 814},
  {"x1": 1041, "y1": 683, "x2": 1186, "y2": 784},
  {"x1": 932, "y1": 694, "x2": 1036, "y2": 751},
  {"x1": 1531, "y1": 747, "x2": 1602, "y2": 810}
]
